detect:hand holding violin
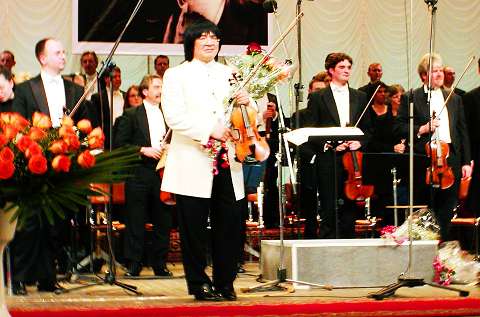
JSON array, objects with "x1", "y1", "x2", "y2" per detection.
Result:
[
  {"x1": 418, "y1": 118, "x2": 440, "y2": 136},
  {"x1": 210, "y1": 121, "x2": 233, "y2": 142},
  {"x1": 232, "y1": 89, "x2": 251, "y2": 107}
]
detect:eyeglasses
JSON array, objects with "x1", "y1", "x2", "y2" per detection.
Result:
[{"x1": 198, "y1": 32, "x2": 220, "y2": 42}]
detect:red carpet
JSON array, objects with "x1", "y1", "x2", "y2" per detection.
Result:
[{"x1": 10, "y1": 297, "x2": 480, "y2": 317}]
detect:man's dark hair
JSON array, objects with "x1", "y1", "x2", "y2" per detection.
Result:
[
  {"x1": 324, "y1": 52, "x2": 353, "y2": 76},
  {"x1": 35, "y1": 38, "x2": 53, "y2": 62},
  {"x1": 154, "y1": 55, "x2": 169, "y2": 65},
  {"x1": 0, "y1": 65, "x2": 13, "y2": 81},
  {"x1": 183, "y1": 13, "x2": 221, "y2": 62},
  {"x1": 80, "y1": 51, "x2": 98, "y2": 64}
]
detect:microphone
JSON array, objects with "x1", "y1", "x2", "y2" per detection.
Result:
[{"x1": 263, "y1": 0, "x2": 278, "y2": 13}]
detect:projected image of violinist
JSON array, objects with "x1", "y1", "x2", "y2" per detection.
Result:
[
  {"x1": 393, "y1": 53, "x2": 472, "y2": 241},
  {"x1": 305, "y1": 52, "x2": 373, "y2": 239}
]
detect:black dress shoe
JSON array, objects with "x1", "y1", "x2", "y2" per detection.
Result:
[
  {"x1": 12, "y1": 281, "x2": 27, "y2": 296},
  {"x1": 216, "y1": 285, "x2": 237, "y2": 301},
  {"x1": 37, "y1": 280, "x2": 63, "y2": 293},
  {"x1": 192, "y1": 283, "x2": 223, "y2": 301},
  {"x1": 153, "y1": 267, "x2": 173, "y2": 277},
  {"x1": 124, "y1": 261, "x2": 142, "y2": 277}
]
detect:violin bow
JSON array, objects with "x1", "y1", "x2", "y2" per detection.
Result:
[
  {"x1": 437, "y1": 56, "x2": 475, "y2": 116},
  {"x1": 224, "y1": 11, "x2": 304, "y2": 121}
]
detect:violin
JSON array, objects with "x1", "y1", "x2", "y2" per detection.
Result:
[
  {"x1": 156, "y1": 129, "x2": 176, "y2": 205},
  {"x1": 342, "y1": 150, "x2": 374, "y2": 201},
  {"x1": 425, "y1": 112, "x2": 454, "y2": 190},
  {"x1": 229, "y1": 74, "x2": 270, "y2": 163}
]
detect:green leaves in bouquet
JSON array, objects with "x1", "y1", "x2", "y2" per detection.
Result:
[{"x1": 11, "y1": 146, "x2": 140, "y2": 228}]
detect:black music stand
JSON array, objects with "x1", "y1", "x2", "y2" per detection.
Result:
[{"x1": 306, "y1": 128, "x2": 365, "y2": 238}]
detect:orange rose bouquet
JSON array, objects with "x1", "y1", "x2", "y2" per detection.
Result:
[{"x1": 0, "y1": 112, "x2": 139, "y2": 226}]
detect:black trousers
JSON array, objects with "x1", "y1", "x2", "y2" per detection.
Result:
[
  {"x1": 175, "y1": 166, "x2": 243, "y2": 294},
  {"x1": 430, "y1": 152, "x2": 461, "y2": 241},
  {"x1": 124, "y1": 165, "x2": 171, "y2": 268},
  {"x1": 10, "y1": 216, "x2": 56, "y2": 283},
  {"x1": 313, "y1": 151, "x2": 357, "y2": 239}
]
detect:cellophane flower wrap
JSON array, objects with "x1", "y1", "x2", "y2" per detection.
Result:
[
  {"x1": 0, "y1": 112, "x2": 139, "y2": 227},
  {"x1": 202, "y1": 43, "x2": 295, "y2": 173},
  {"x1": 380, "y1": 208, "x2": 440, "y2": 244},
  {"x1": 433, "y1": 241, "x2": 480, "y2": 286}
]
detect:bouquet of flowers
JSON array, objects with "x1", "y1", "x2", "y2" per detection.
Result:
[
  {"x1": 380, "y1": 208, "x2": 440, "y2": 244},
  {"x1": 0, "y1": 112, "x2": 139, "y2": 227},
  {"x1": 225, "y1": 42, "x2": 295, "y2": 100},
  {"x1": 433, "y1": 241, "x2": 480, "y2": 285},
  {"x1": 202, "y1": 43, "x2": 295, "y2": 173}
]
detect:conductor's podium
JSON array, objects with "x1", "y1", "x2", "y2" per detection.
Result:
[{"x1": 261, "y1": 238, "x2": 438, "y2": 287}]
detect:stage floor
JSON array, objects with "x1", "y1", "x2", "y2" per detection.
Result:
[{"x1": 6, "y1": 262, "x2": 480, "y2": 316}]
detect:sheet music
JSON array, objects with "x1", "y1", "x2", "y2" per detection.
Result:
[{"x1": 284, "y1": 127, "x2": 364, "y2": 146}]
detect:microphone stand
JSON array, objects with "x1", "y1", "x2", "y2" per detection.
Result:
[
  {"x1": 368, "y1": 0, "x2": 468, "y2": 299},
  {"x1": 59, "y1": 0, "x2": 144, "y2": 295}
]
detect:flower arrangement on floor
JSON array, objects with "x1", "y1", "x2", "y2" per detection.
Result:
[
  {"x1": 380, "y1": 208, "x2": 440, "y2": 244},
  {"x1": 202, "y1": 43, "x2": 295, "y2": 173},
  {"x1": 433, "y1": 241, "x2": 480, "y2": 286},
  {"x1": 0, "y1": 112, "x2": 139, "y2": 227}
]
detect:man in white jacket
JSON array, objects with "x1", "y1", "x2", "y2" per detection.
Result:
[{"x1": 161, "y1": 18, "x2": 252, "y2": 301}]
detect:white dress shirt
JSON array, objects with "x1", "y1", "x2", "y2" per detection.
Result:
[
  {"x1": 41, "y1": 71, "x2": 66, "y2": 128},
  {"x1": 424, "y1": 85, "x2": 451, "y2": 143},
  {"x1": 106, "y1": 87, "x2": 125, "y2": 124},
  {"x1": 143, "y1": 100, "x2": 166, "y2": 148},
  {"x1": 84, "y1": 74, "x2": 98, "y2": 100},
  {"x1": 330, "y1": 82, "x2": 350, "y2": 127}
]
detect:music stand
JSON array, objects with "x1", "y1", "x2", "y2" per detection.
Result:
[{"x1": 297, "y1": 127, "x2": 365, "y2": 238}]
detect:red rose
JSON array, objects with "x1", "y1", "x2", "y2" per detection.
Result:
[
  {"x1": 1, "y1": 112, "x2": 29, "y2": 131},
  {"x1": 77, "y1": 150, "x2": 96, "y2": 168},
  {"x1": 25, "y1": 142, "x2": 43, "y2": 159},
  {"x1": 61, "y1": 116, "x2": 74, "y2": 128},
  {"x1": 16, "y1": 135, "x2": 33, "y2": 152},
  {"x1": 88, "y1": 127, "x2": 105, "y2": 149},
  {"x1": 52, "y1": 155, "x2": 71, "y2": 172},
  {"x1": 49, "y1": 140, "x2": 68, "y2": 155},
  {"x1": 0, "y1": 147, "x2": 14, "y2": 162},
  {"x1": 77, "y1": 119, "x2": 92, "y2": 134},
  {"x1": 59, "y1": 125, "x2": 75, "y2": 138},
  {"x1": 0, "y1": 161, "x2": 15, "y2": 180},
  {"x1": 246, "y1": 42, "x2": 262, "y2": 55},
  {"x1": 28, "y1": 127, "x2": 47, "y2": 141},
  {"x1": 3, "y1": 125, "x2": 18, "y2": 141},
  {"x1": 64, "y1": 134, "x2": 80, "y2": 151},
  {"x1": 32, "y1": 112, "x2": 52, "y2": 130},
  {"x1": 0, "y1": 134, "x2": 8, "y2": 147},
  {"x1": 28, "y1": 154, "x2": 48, "y2": 175}
]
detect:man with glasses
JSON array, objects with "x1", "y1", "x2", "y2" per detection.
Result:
[{"x1": 161, "y1": 18, "x2": 253, "y2": 301}]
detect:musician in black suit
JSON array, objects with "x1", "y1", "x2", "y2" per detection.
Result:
[
  {"x1": 10, "y1": 38, "x2": 92, "y2": 295},
  {"x1": 306, "y1": 52, "x2": 372, "y2": 239},
  {"x1": 113, "y1": 74, "x2": 172, "y2": 277},
  {"x1": 91, "y1": 66, "x2": 125, "y2": 148},
  {"x1": 461, "y1": 59, "x2": 480, "y2": 212},
  {"x1": 394, "y1": 53, "x2": 472, "y2": 241}
]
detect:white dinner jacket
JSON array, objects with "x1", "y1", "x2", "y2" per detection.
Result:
[{"x1": 160, "y1": 59, "x2": 245, "y2": 200}]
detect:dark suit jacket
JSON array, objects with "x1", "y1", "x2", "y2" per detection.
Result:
[
  {"x1": 113, "y1": 103, "x2": 167, "y2": 167},
  {"x1": 90, "y1": 88, "x2": 125, "y2": 148},
  {"x1": 394, "y1": 87, "x2": 471, "y2": 166},
  {"x1": 12, "y1": 74, "x2": 92, "y2": 123},
  {"x1": 358, "y1": 82, "x2": 378, "y2": 105},
  {"x1": 463, "y1": 86, "x2": 480, "y2": 160},
  {"x1": 307, "y1": 86, "x2": 372, "y2": 151}
]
